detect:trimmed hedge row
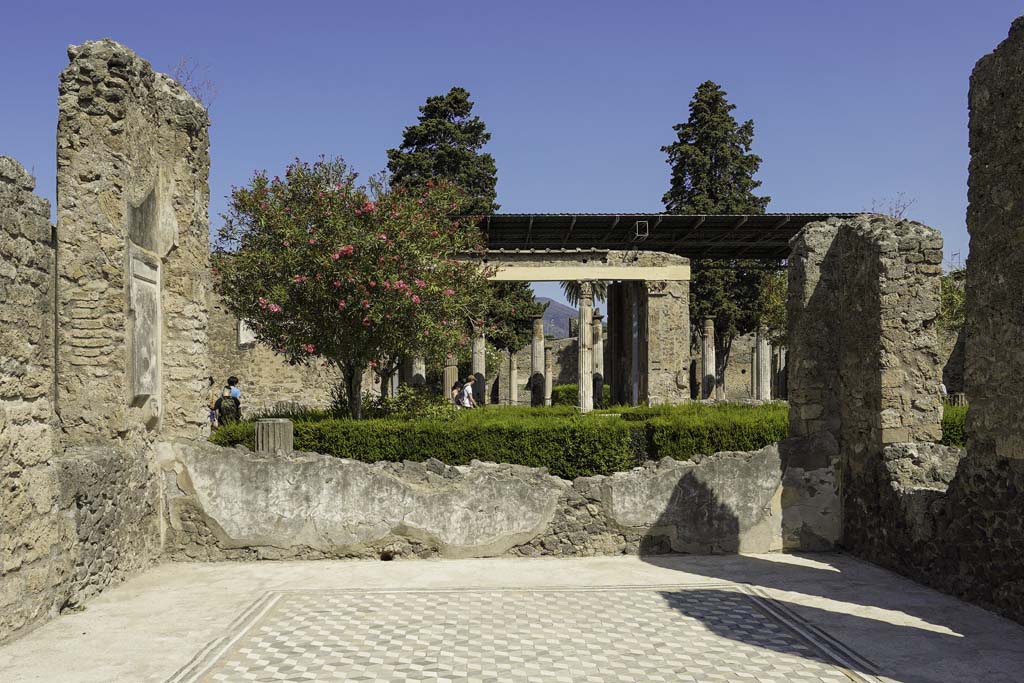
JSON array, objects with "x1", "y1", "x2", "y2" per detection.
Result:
[
  {"x1": 210, "y1": 403, "x2": 789, "y2": 478},
  {"x1": 551, "y1": 383, "x2": 613, "y2": 407}
]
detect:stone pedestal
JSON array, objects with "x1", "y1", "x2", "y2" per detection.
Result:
[
  {"x1": 643, "y1": 280, "x2": 690, "y2": 405},
  {"x1": 544, "y1": 346, "x2": 554, "y2": 406},
  {"x1": 472, "y1": 327, "x2": 486, "y2": 405},
  {"x1": 255, "y1": 418, "x2": 294, "y2": 453},
  {"x1": 592, "y1": 312, "x2": 604, "y2": 408},
  {"x1": 577, "y1": 282, "x2": 594, "y2": 412},
  {"x1": 701, "y1": 318, "x2": 716, "y2": 400},
  {"x1": 530, "y1": 314, "x2": 545, "y2": 407}
]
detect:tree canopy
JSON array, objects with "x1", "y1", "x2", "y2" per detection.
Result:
[
  {"x1": 213, "y1": 157, "x2": 491, "y2": 418},
  {"x1": 662, "y1": 80, "x2": 774, "y2": 391}
]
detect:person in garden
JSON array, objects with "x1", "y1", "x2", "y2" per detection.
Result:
[
  {"x1": 450, "y1": 380, "x2": 464, "y2": 405},
  {"x1": 215, "y1": 377, "x2": 242, "y2": 425},
  {"x1": 458, "y1": 376, "x2": 477, "y2": 409},
  {"x1": 205, "y1": 376, "x2": 221, "y2": 430}
]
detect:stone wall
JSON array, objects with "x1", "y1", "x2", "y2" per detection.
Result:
[
  {"x1": 158, "y1": 440, "x2": 783, "y2": 560},
  {"x1": 0, "y1": 158, "x2": 68, "y2": 641},
  {"x1": 208, "y1": 294, "x2": 339, "y2": 414},
  {"x1": 56, "y1": 39, "x2": 210, "y2": 444}
]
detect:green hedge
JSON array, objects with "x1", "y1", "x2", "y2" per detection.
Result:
[
  {"x1": 211, "y1": 402, "x2": 966, "y2": 477},
  {"x1": 941, "y1": 404, "x2": 967, "y2": 447}
]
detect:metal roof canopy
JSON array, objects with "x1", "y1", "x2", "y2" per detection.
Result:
[{"x1": 479, "y1": 213, "x2": 857, "y2": 260}]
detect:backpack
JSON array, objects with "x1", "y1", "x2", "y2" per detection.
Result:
[{"x1": 218, "y1": 394, "x2": 240, "y2": 423}]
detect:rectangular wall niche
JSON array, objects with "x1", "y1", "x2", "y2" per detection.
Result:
[{"x1": 129, "y1": 246, "x2": 161, "y2": 409}]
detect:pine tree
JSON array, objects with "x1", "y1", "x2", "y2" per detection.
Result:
[
  {"x1": 388, "y1": 87, "x2": 542, "y2": 362},
  {"x1": 387, "y1": 86, "x2": 499, "y2": 215},
  {"x1": 662, "y1": 80, "x2": 774, "y2": 394}
]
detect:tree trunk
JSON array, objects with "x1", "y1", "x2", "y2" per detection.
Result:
[{"x1": 344, "y1": 364, "x2": 364, "y2": 419}]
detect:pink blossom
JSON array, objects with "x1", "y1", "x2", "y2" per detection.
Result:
[
  {"x1": 368, "y1": 360, "x2": 377, "y2": 368},
  {"x1": 258, "y1": 297, "x2": 269, "y2": 308},
  {"x1": 293, "y1": 275, "x2": 308, "y2": 283},
  {"x1": 443, "y1": 288, "x2": 455, "y2": 296},
  {"x1": 302, "y1": 343, "x2": 315, "y2": 353},
  {"x1": 364, "y1": 201, "x2": 376, "y2": 213},
  {"x1": 369, "y1": 280, "x2": 376, "y2": 288},
  {"x1": 378, "y1": 233, "x2": 388, "y2": 241},
  {"x1": 283, "y1": 240, "x2": 290, "y2": 247},
  {"x1": 268, "y1": 304, "x2": 282, "y2": 313},
  {"x1": 333, "y1": 280, "x2": 342, "y2": 288},
  {"x1": 337, "y1": 299, "x2": 347, "y2": 309},
  {"x1": 361, "y1": 299, "x2": 370, "y2": 309},
  {"x1": 337, "y1": 244, "x2": 354, "y2": 257},
  {"x1": 415, "y1": 278, "x2": 426, "y2": 288},
  {"x1": 362, "y1": 318, "x2": 371, "y2": 327},
  {"x1": 411, "y1": 295, "x2": 421, "y2": 304},
  {"x1": 383, "y1": 280, "x2": 392, "y2": 289},
  {"x1": 309, "y1": 238, "x2": 316, "y2": 245}
]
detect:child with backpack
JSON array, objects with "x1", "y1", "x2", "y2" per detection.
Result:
[{"x1": 214, "y1": 376, "x2": 242, "y2": 426}]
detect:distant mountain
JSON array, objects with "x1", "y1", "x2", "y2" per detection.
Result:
[{"x1": 536, "y1": 297, "x2": 577, "y2": 339}]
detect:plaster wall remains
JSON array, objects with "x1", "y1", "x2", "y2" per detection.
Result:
[{"x1": 159, "y1": 440, "x2": 783, "y2": 560}]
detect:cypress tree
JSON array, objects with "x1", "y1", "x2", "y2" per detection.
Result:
[{"x1": 662, "y1": 81, "x2": 774, "y2": 394}]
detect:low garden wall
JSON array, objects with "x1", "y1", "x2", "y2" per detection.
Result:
[{"x1": 157, "y1": 439, "x2": 785, "y2": 560}]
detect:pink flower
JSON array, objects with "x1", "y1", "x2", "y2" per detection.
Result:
[
  {"x1": 364, "y1": 201, "x2": 376, "y2": 213},
  {"x1": 411, "y1": 295, "x2": 421, "y2": 304},
  {"x1": 293, "y1": 275, "x2": 308, "y2": 283},
  {"x1": 361, "y1": 299, "x2": 370, "y2": 309},
  {"x1": 369, "y1": 280, "x2": 377, "y2": 288},
  {"x1": 443, "y1": 288, "x2": 455, "y2": 296},
  {"x1": 302, "y1": 343, "x2": 315, "y2": 353},
  {"x1": 378, "y1": 233, "x2": 388, "y2": 241},
  {"x1": 268, "y1": 304, "x2": 282, "y2": 313},
  {"x1": 336, "y1": 244, "x2": 354, "y2": 258},
  {"x1": 283, "y1": 240, "x2": 290, "y2": 247},
  {"x1": 258, "y1": 297, "x2": 268, "y2": 308},
  {"x1": 309, "y1": 238, "x2": 316, "y2": 245},
  {"x1": 362, "y1": 318, "x2": 371, "y2": 327},
  {"x1": 369, "y1": 360, "x2": 377, "y2": 368},
  {"x1": 415, "y1": 278, "x2": 426, "y2": 288},
  {"x1": 333, "y1": 280, "x2": 342, "y2": 288},
  {"x1": 383, "y1": 280, "x2": 392, "y2": 289},
  {"x1": 337, "y1": 299, "x2": 347, "y2": 309}
]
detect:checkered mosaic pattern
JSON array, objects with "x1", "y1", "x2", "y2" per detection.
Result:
[{"x1": 179, "y1": 587, "x2": 868, "y2": 683}]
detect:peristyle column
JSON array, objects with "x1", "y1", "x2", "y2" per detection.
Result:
[
  {"x1": 544, "y1": 345, "x2": 554, "y2": 406},
  {"x1": 755, "y1": 325, "x2": 771, "y2": 400},
  {"x1": 472, "y1": 326, "x2": 486, "y2": 405},
  {"x1": 592, "y1": 311, "x2": 604, "y2": 408},
  {"x1": 443, "y1": 354, "x2": 458, "y2": 402},
  {"x1": 508, "y1": 350, "x2": 519, "y2": 405},
  {"x1": 701, "y1": 318, "x2": 716, "y2": 400},
  {"x1": 577, "y1": 281, "x2": 594, "y2": 412},
  {"x1": 530, "y1": 314, "x2": 545, "y2": 406}
]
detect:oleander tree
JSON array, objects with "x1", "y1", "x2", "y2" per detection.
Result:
[{"x1": 213, "y1": 157, "x2": 492, "y2": 418}]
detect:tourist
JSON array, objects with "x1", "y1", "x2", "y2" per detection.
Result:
[
  {"x1": 458, "y1": 376, "x2": 477, "y2": 409},
  {"x1": 205, "y1": 376, "x2": 220, "y2": 431},
  {"x1": 215, "y1": 376, "x2": 242, "y2": 425},
  {"x1": 450, "y1": 380, "x2": 464, "y2": 406}
]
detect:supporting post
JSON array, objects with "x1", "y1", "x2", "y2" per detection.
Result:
[
  {"x1": 592, "y1": 311, "x2": 604, "y2": 408},
  {"x1": 701, "y1": 318, "x2": 716, "y2": 400},
  {"x1": 443, "y1": 354, "x2": 458, "y2": 403},
  {"x1": 544, "y1": 345, "x2": 554, "y2": 406},
  {"x1": 411, "y1": 357, "x2": 426, "y2": 386},
  {"x1": 508, "y1": 350, "x2": 518, "y2": 405},
  {"x1": 755, "y1": 325, "x2": 771, "y2": 400},
  {"x1": 577, "y1": 281, "x2": 594, "y2": 412},
  {"x1": 530, "y1": 314, "x2": 545, "y2": 407},
  {"x1": 472, "y1": 325, "x2": 486, "y2": 405}
]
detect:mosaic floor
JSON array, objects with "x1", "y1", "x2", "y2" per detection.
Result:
[{"x1": 169, "y1": 585, "x2": 877, "y2": 683}]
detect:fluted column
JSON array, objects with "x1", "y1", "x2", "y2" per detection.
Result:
[
  {"x1": 443, "y1": 354, "x2": 458, "y2": 403},
  {"x1": 701, "y1": 318, "x2": 716, "y2": 400},
  {"x1": 544, "y1": 346, "x2": 554, "y2": 406},
  {"x1": 592, "y1": 311, "x2": 604, "y2": 408},
  {"x1": 577, "y1": 281, "x2": 594, "y2": 412},
  {"x1": 530, "y1": 314, "x2": 545, "y2": 406},
  {"x1": 255, "y1": 418, "x2": 294, "y2": 453},
  {"x1": 472, "y1": 326, "x2": 486, "y2": 405}
]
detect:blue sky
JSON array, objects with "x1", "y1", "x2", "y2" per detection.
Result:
[{"x1": 3, "y1": 1, "x2": 1019, "y2": 305}]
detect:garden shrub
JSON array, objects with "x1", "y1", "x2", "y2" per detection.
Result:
[
  {"x1": 941, "y1": 404, "x2": 967, "y2": 447},
  {"x1": 551, "y1": 383, "x2": 613, "y2": 407}
]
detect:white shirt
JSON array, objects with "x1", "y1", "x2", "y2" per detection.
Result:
[{"x1": 459, "y1": 384, "x2": 475, "y2": 408}]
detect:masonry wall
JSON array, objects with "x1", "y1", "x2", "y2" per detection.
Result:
[
  {"x1": 56, "y1": 39, "x2": 210, "y2": 444},
  {"x1": 0, "y1": 158, "x2": 69, "y2": 641},
  {"x1": 208, "y1": 294, "x2": 339, "y2": 414}
]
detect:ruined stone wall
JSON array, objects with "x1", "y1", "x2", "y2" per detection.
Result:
[
  {"x1": 208, "y1": 294, "x2": 339, "y2": 414},
  {"x1": 159, "y1": 439, "x2": 783, "y2": 560},
  {"x1": 0, "y1": 158, "x2": 69, "y2": 642},
  {"x1": 56, "y1": 39, "x2": 210, "y2": 444}
]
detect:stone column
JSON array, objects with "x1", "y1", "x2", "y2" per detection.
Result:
[
  {"x1": 255, "y1": 418, "x2": 294, "y2": 453},
  {"x1": 410, "y1": 357, "x2": 426, "y2": 386},
  {"x1": 755, "y1": 325, "x2": 771, "y2": 400},
  {"x1": 701, "y1": 318, "x2": 716, "y2": 400},
  {"x1": 592, "y1": 311, "x2": 605, "y2": 408},
  {"x1": 443, "y1": 354, "x2": 458, "y2": 402},
  {"x1": 472, "y1": 326, "x2": 486, "y2": 405},
  {"x1": 629, "y1": 282, "x2": 641, "y2": 406},
  {"x1": 530, "y1": 314, "x2": 545, "y2": 407},
  {"x1": 508, "y1": 350, "x2": 519, "y2": 406},
  {"x1": 544, "y1": 346, "x2": 554, "y2": 406},
  {"x1": 577, "y1": 281, "x2": 594, "y2": 412}
]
